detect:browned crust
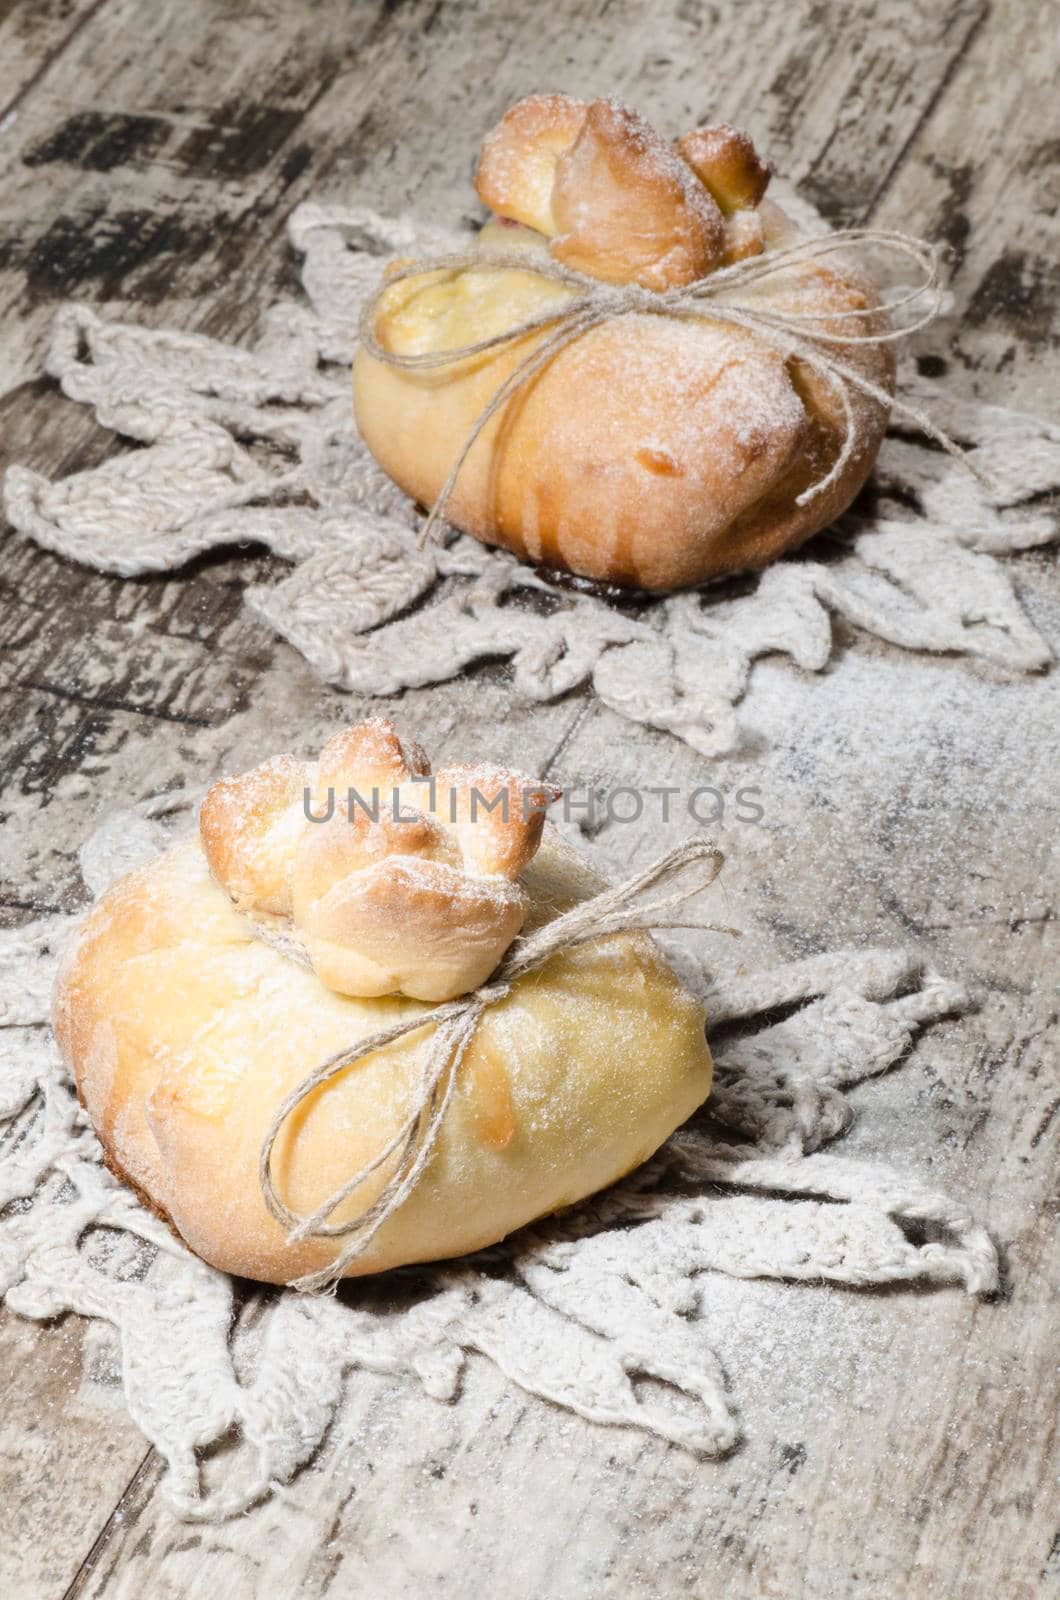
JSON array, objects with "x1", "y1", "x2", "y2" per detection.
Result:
[
  {"x1": 292, "y1": 803, "x2": 457, "y2": 924},
  {"x1": 356, "y1": 295, "x2": 887, "y2": 591},
  {"x1": 475, "y1": 100, "x2": 774, "y2": 287},
  {"x1": 198, "y1": 720, "x2": 559, "y2": 1002},
  {"x1": 676, "y1": 123, "x2": 773, "y2": 213},
  {"x1": 99, "y1": 1137, "x2": 177, "y2": 1231},
  {"x1": 431, "y1": 765, "x2": 561, "y2": 878},
  {"x1": 65, "y1": 1038, "x2": 169, "y2": 1225},
  {"x1": 305, "y1": 857, "x2": 528, "y2": 1001},
  {"x1": 316, "y1": 716, "x2": 429, "y2": 799},
  {"x1": 550, "y1": 99, "x2": 726, "y2": 289},
  {"x1": 199, "y1": 752, "x2": 305, "y2": 914},
  {"x1": 475, "y1": 92, "x2": 588, "y2": 234}
]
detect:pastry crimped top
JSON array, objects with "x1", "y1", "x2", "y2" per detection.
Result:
[
  {"x1": 199, "y1": 718, "x2": 560, "y2": 1003},
  {"x1": 475, "y1": 94, "x2": 774, "y2": 287}
]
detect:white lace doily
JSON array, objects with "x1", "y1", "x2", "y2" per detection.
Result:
[
  {"x1": 3, "y1": 203, "x2": 1057, "y2": 757},
  {"x1": 0, "y1": 197, "x2": 1040, "y2": 1520},
  {"x1": 0, "y1": 800, "x2": 997, "y2": 1520}
]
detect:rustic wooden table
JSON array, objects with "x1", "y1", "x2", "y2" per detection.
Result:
[{"x1": 0, "y1": 2, "x2": 1056, "y2": 1596}]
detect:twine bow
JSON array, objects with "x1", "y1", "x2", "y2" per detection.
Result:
[
  {"x1": 258, "y1": 836, "x2": 732, "y2": 1292},
  {"x1": 359, "y1": 226, "x2": 993, "y2": 548}
]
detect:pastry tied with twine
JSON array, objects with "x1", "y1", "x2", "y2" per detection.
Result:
[
  {"x1": 189, "y1": 716, "x2": 730, "y2": 1291},
  {"x1": 257, "y1": 837, "x2": 730, "y2": 1292},
  {"x1": 360, "y1": 231, "x2": 988, "y2": 546},
  {"x1": 353, "y1": 97, "x2": 992, "y2": 590}
]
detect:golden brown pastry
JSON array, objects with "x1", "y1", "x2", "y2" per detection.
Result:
[
  {"x1": 53, "y1": 721, "x2": 715, "y2": 1283},
  {"x1": 199, "y1": 717, "x2": 559, "y2": 1003},
  {"x1": 354, "y1": 95, "x2": 895, "y2": 591}
]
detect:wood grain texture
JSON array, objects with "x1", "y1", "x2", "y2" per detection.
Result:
[
  {"x1": 0, "y1": 0, "x2": 1056, "y2": 1596},
  {"x1": 0, "y1": 0, "x2": 107, "y2": 118},
  {"x1": 874, "y1": 0, "x2": 1060, "y2": 415},
  {"x1": 0, "y1": 1313, "x2": 150, "y2": 1599}
]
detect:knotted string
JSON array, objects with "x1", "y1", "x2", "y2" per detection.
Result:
[
  {"x1": 358, "y1": 226, "x2": 993, "y2": 548},
  {"x1": 257, "y1": 836, "x2": 732, "y2": 1292}
]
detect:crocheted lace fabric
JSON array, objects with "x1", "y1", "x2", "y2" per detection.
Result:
[
  {"x1": 0, "y1": 198, "x2": 1050, "y2": 1521},
  {"x1": 1, "y1": 797, "x2": 997, "y2": 1520},
  {"x1": 3, "y1": 200, "x2": 1058, "y2": 756}
]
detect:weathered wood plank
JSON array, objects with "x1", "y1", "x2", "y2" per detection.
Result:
[
  {"x1": 0, "y1": 0, "x2": 1056, "y2": 1595},
  {"x1": 0, "y1": 0, "x2": 1015, "y2": 393},
  {"x1": 873, "y1": 0, "x2": 1060, "y2": 413},
  {"x1": 0, "y1": 0, "x2": 107, "y2": 120},
  {"x1": 0, "y1": 1311, "x2": 150, "y2": 1600}
]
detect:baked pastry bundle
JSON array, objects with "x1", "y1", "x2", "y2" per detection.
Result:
[
  {"x1": 54, "y1": 719, "x2": 715, "y2": 1284},
  {"x1": 198, "y1": 717, "x2": 558, "y2": 1003},
  {"x1": 355, "y1": 95, "x2": 895, "y2": 591}
]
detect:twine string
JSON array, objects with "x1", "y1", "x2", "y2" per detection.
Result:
[
  {"x1": 259, "y1": 232, "x2": 987, "y2": 1291},
  {"x1": 258, "y1": 837, "x2": 731, "y2": 1292},
  {"x1": 357, "y1": 227, "x2": 993, "y2": 548}
]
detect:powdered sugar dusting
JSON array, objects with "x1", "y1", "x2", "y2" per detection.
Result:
[{"x1": 202, "y1": 720, "x2": 557, "y2": 1004}]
